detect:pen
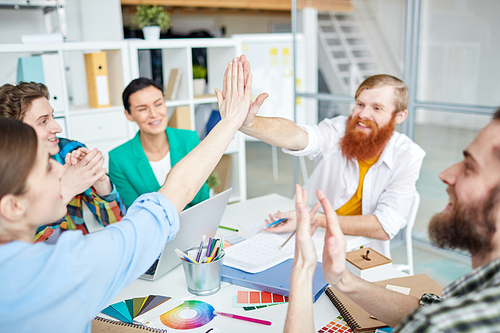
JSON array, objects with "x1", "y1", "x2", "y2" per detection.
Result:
[
  {"x1": 174, "y1": 248, "x2": 199, "y2": 264},
  {"x1": 264, "y1": 218, "x2": 289, "y2": 229},
  {"x1": 196, "y1": 235, "x2": 205, "y2": 262},
  {"x1": 214, "y1": 311, "x2": 272, "y2": 326},
  {"x1": 279, "y1": 230, "x2": 296, "y2": 250},
  {"x1": 218, "y1": 225, "x2": 238, "y2": 232}
]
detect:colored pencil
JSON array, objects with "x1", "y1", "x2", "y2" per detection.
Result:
[
  {"x1": 206, "y1": 239, "x2": 220, "y2": 263},
  {"x1": 206, "y1": 237, "x2": 213, "y2": 257},
  {"x1": 195, "y1": 235, "x2": 205, "y2": 262},
  {"x1": 174, "y1": 248, "x2": 198, "y2": 264},
  {"x1": 218, "y1": 225, "x2": 239, "y2": 232}
]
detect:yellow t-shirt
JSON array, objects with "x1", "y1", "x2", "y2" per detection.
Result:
[{"x1": 336, "y1": 155, "x2": 380, "y2": 216}]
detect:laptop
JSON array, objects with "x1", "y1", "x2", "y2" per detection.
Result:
[{"x1": 140, "y1": 188, "x2": 233, "y2": 281}]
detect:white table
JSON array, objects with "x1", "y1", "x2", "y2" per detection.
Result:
[{"x1": 111, "y1": 194, "x2": 404, "y2": 333}]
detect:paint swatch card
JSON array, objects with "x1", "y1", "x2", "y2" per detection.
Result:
[
  {"x1": 237, "y1": 290, "x2": 289, "y2": 304},
  {"x1": 100, "y1": 295, "x2": 181, "y2": 326},
  {"x1": 317, "y1": 316, "x2": 353, "y2": 333}
]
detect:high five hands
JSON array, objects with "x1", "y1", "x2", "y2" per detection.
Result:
[
  {"x1": 215, "y1": 55, "x2": 269, "y2": 128},
  {"x1": 214, "y1": 57, "x2": 255, "y2": 129}
]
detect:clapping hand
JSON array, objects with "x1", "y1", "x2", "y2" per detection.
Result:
[
  {"x1": 293, "y1": 185, "x2": 321, "y2": 272},
  {"x1": 61, "y1": 148, "x2": 110, "y2": 203},
  {"x1": 318, "y1": 189, "x2": 348, "y2": 286}
]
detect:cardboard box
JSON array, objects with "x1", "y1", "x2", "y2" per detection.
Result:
[{"x1": 346, "y1": 247, "x2": 392, "y2": 281}]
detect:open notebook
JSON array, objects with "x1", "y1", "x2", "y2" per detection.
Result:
[{"x1": 325, "y1": 274, "x2": 443, "y2": 333}]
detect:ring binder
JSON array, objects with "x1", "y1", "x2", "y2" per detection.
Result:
[{"x1": 92, "y1": 316, "x2": 169, "y2": 332}]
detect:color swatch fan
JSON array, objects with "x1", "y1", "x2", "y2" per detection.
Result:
[
  {"x1": 99, "y1": 295, "x2": 182, "y2": 325},
  {"x1": 150, "y1": 300, "x2": 216, "y2": 330}
]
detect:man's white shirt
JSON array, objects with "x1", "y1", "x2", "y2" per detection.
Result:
[{"x1": 283, "y1": 116, "x2": 425, "y2": 257}]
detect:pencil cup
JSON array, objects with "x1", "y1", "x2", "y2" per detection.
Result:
[{"x1": 180, "y1": 246, "x2": 225, "y2": 296}]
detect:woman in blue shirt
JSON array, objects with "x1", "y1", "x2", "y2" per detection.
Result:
[{"x1": 0, "y1": 58, "x2": 252, "y2": 332}]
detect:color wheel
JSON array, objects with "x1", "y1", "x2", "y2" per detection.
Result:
[{"x1": 160, "y1": 300, "x2": 215, "y2": 329}]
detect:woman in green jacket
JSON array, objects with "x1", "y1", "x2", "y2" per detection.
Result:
[{"x1": 109, "y1": 78, "x2": 209, "y2": 208}]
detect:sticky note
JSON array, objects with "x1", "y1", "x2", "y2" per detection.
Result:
[{"x1": 386, "y1": 284, "x2": 411, "y2": 295}]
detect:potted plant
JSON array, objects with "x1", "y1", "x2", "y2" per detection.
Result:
[
  {"x1": 133, "y1": 4, "x2": 170, "y2": 40},
  {"x1": 192, "y1": 64, "x2": 207, "y2": 96},
  {"x1": 207, "y1": 172, "x2": 222, "y2": 197}
]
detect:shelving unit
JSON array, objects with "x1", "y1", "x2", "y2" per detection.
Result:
[{"x1": 0, "y1": 41, "x2": 132, "y2": 170}]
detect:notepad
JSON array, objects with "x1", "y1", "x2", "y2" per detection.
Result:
[{"x1": 224, "y1": 230, "x2": 323, "y2": 273}]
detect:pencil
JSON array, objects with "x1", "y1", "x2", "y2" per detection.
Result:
[
  {"x1": 218, "y1": 225, "x2": 238, "y2": 232},
  {"x1": 279, "y1": 230, "x2": 296, "y2": 250}
]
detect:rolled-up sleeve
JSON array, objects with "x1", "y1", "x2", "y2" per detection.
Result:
[{"x1": 282, "y1": 117, "x2": 345, "y2": 160}]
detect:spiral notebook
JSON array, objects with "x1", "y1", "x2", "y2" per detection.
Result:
[
  {"x1": 92, "y1": 316, "x2": 168, "y2": 332},
  {"x1": 325, "y1": 274, "x2": 443, "y2": 333}
]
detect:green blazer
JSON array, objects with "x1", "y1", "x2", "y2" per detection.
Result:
[{"x1": 109, "y1": 127, "x2": 210, "y2": 209}]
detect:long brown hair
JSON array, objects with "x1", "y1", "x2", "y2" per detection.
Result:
[
  {"x1": 0, "y1": 118, "x2": 38, "y2": 200},
  {"x1": 0, "y1": 82, "x2": 49, "y2": 120}
]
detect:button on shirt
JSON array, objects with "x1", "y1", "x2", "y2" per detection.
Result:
[
  {"x1": 283, "y1": 116, "x2": 425, "y2": 256},
  {"x1": 394, "y1": 258, "x2": 500, "y2": 332}
]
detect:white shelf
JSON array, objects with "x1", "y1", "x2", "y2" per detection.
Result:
[
  {"x1": 164, "y1": 99, "x2": 190, "y2": 107},
  {"x1": 68, "y1": 105, "x2": 124, "y2": 116},
  {"x1": 193, "y1": 96, "x2": 218, "y2": 105}
]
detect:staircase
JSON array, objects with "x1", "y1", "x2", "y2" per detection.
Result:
[{"x1": 318, "y1": 12, "x2": 379, "y2": 96}]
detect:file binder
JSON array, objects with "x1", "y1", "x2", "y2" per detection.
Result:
[{"x1": 84, "y1": 51, "x2": 111, "y2": 108}]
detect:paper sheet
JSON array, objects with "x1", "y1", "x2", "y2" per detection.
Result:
[{"x1": 223, "y1": 229, "x2": 324, "y2": 273}]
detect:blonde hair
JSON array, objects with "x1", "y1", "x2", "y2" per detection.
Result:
[
  {"x1": 355, "y1": 75, "x2": 408, "y2": 113},
  {"x1": 0, "y1": 82, "x2": 50, "y2": 121}
]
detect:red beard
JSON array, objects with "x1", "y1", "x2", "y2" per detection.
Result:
[{"x1": 339, "y1": 115, "x2": 396, "y2": 161}]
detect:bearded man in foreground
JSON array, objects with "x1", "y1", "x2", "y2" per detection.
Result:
[
  {"x1": 284, "y1": 108, "x2": 500, "y2": 333},
  {"x1": 232, "y1": 66, "x2": 425, "y2": 256}
]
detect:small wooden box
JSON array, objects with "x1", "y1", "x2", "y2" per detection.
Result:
[{"x1": 346, "y1": 247, "x2": 392, "y2": 281}]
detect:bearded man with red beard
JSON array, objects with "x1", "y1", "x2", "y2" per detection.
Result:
[{"x1": 232, "y1": 61, "x2": 425, "y2": 257}]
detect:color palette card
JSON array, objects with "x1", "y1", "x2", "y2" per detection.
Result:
[
  {"x1": 232, "y1": 297, "x2": 284, "y2": 311},
  {"x1": 147, "y1": 300, "x2": 216, "y2": 331},
  {"x1": 236, "y1": 290, "x2": 289, "y2": 305},
  {"x1": 317, "y1": 316, "x2": 353, "y2": 333},
  {"x1": 100, "y1": 295, "x2": 180, "y2": 325}
]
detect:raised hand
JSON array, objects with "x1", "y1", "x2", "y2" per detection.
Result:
[
  {"x1": 215, "y1": 55, "x2": 268, "y2": 128},
  {"x1": 318, "y1": 189, "x2": 348, "y2": 286},
  {"x1": 214, "y1": 57, "x2": 253, "y2": 129},
  {"x1": 60, "y1": 148, "x2": 108, "y2": 203},
  {"x1": 293, "y1": 184, "x2": 321, "y2": 271}
]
